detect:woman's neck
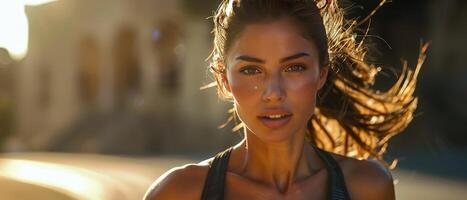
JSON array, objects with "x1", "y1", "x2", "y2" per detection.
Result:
[{"x1": 234, "y1": 128, "x2": 316, "y2": 194}]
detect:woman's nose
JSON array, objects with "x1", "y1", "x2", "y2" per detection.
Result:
[{"x1": 261, "y1": 75, "x2": 285, "y2": 102}]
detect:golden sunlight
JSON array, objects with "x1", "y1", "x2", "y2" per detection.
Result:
[
  {"x1": 0, "y1": 159, "x2": 107, "y2": 200},
  {"x1": 0, "y1": 0, "x2": 58, "y2": 60}
]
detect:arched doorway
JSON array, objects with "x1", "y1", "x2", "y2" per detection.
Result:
[
  {"x1": 113, "y1": 26, "x2": 141, "y2": 108},
  {"x1": 153, "y1": 19, "x2": 184, "y2": 95},
  {"x1": 78, "y1": 36, "x2": 100, "y2": 106}
]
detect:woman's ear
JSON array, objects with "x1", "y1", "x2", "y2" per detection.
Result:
[{"x1": 318, "y1": 66, "x2": 328, "y2": 90}]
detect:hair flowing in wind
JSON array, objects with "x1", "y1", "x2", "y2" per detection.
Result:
[{"x1": 202, "y1": 0, "x2": 429, "y2": 168}]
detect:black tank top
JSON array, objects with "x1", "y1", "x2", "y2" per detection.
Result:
[{"x1": 200, "y1": 145, "x2": 352, "y2": 200}]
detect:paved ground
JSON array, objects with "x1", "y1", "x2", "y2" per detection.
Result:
[
  {"x1": 0, "y1": 152, "x2": 466, "y2": 200},
  {"x1": 0, "y1": 153, "x2": 191, "y2": 200}
]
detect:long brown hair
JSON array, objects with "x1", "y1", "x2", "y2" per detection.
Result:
[{"x1": 203, "y1": 0, "x2": 428, "y2": 168}]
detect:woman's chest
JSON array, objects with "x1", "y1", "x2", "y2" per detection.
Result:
[{"x1": 223, "y1": 172, "x2": 328, "y2": 200}]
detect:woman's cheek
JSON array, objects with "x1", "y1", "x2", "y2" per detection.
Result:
[
  {"x1": 285, "y1": 76, "x2": 319, "y2": 116},
  {"x1": 285, "y1": 75, "x2": 319, "y2": 94},
  {"x1": 228, "y1": 76, "x2": 261, "y2": 128},
  {"x1": 228, "y1": 75, "x2": 261, "y2": 100}
]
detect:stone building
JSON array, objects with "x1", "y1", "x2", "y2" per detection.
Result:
[{"x1": 6, "y1": 0, "x2": 238, "y2": 154}]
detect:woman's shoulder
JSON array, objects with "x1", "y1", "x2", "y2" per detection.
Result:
[
  {"x1": 143, "y1": 158, "x2": 214, "y2": 200},
  {"x1": 330, "y1": 152, "x2": 396, "y2": 200}
]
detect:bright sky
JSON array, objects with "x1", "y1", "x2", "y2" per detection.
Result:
[{"x1": 0, "y1": 0, "x2": 57, "y2": 60}]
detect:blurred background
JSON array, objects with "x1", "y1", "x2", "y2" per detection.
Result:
[{"x1": 0, "y1": 0, "x2": 465, "y2": 199}]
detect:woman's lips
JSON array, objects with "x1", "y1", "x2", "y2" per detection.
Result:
[{"x1": 258, "y1": 114, "x2": 293, "y2": 129}]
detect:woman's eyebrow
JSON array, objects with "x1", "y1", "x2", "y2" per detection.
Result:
[
  {"x1": 280, "y1": 52, "x2": 310, "y2": 63},
  {"x1": 235, "y1": 55, "x2": 265, "y2": 63},
  {"x1": 235, "y1": 52, "x2": 310, "y2": 64}
]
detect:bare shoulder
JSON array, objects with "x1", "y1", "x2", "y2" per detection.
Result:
[
  {"x1": 331, "y1": 153, "x2": 395, "y2": 200},
  {"x1": 143, "y1": 159, "x2": 213, "y2": 200}
]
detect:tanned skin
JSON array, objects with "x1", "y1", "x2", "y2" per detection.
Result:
[{"x1": 144, "y1": 19, "x2": 395, "y2": 200}]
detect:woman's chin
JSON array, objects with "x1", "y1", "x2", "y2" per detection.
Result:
[{"x1": 254, "y1": 129, "x2": 297, "y2": 144}]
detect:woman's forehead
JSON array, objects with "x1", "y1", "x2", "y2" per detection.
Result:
[{"x1": 226, "y1": 19, "x2": 319, "y2": 64}]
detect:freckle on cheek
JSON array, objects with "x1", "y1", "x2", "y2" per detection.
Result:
[
  {"x1": 231, "y1": 84, "x2": 257, "y2": 95},
  {"x1": 230, "y1": 78, "x2": 261, "y2": 94}
]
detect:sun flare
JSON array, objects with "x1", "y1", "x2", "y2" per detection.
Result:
[{"x1": 0, "y1": 0, "x2": 57, "y2": 60}]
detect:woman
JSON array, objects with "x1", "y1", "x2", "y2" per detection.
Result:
[{"x1": 144, "y1": 0, "x2": 427, "y2": 199}]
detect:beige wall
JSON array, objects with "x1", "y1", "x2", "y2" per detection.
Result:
[{"x1": 8, "y1": 0, "x2": 237, "y2": 152}]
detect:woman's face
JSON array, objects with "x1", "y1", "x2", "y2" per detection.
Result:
[{"x1": 223, "y1": 18, "x2": 328, "y2": 143}]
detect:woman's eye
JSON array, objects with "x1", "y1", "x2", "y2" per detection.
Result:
[
  {"x1": 239, "y1": 67, "x2": 261, "y2": 75},
  {"x1": 285, "y1": 64, "x2": 307, "y2": 72}
]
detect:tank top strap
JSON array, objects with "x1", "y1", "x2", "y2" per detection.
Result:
[
  {"x1": 200, "y1": 147, "x2": 233, "y2": 200},
  {"x1": 311, "y1": 145, "x2": 352, "y2": 200}
]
